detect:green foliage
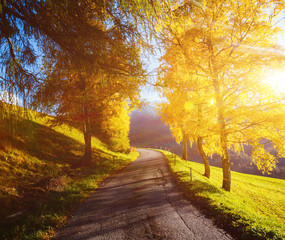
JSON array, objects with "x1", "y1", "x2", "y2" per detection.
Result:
[{"x1": 160, "y1": 150, "x2": 285, "y2": 240}]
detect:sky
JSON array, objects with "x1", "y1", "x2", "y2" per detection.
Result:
[
  {"x1": 138, "y1": 38, "x2": 165, "y2": 105},
  {"x1": 140, "y1": 53, "x2": 162, "y2": 104}
]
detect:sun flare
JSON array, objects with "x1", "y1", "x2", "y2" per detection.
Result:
[{"x1": 263, "y1": 71, "x2": 285, "y2": 94}]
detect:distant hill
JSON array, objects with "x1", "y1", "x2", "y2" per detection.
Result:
[
  {"x1": 129, "y1": 107, "x2": 179, "y2": 150},
  {"x1": 129, "y1": 106, "x2": 285, "y2": 179}
]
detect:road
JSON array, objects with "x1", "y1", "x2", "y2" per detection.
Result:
[{"x1": 53, "y1": 149, "x2": 233, "y2": 240}]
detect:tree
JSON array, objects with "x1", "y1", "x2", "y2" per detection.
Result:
[
  {"x1": 0, "y1": 0, "x2": 172, "y2": 114},
  {"x1": 0, "y1": 0, "x2": 149, "y2": 162},
  {"x1": 0, "y1": 0, "x2": 42, "y2": 114},
  {"x1": 33, "y1": 0, "x2": 146, "y2": 161},
  {"x1": 158, "y1": 0, "x2": 285, "y2": 191},
  {"x1": 157, "y1": 80, "x2": 215, "y2": 178},
  {"x1": 156, "y1": 54, "x2": 215, "y2": 178},
  {"x1": 34, "y1": 34, "x2": 144, "y2": 162}
]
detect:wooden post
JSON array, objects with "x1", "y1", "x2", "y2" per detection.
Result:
[{"x1": 190, "y1": 167, "x2": 192, "y2": 182}]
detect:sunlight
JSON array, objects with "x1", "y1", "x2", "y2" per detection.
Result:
[
  {"x1": 0, "y1": 90, "x2": 23, "y2": 106},
  {"x1": 263, "y1": 71, "x2": 285, "y2": 94}
]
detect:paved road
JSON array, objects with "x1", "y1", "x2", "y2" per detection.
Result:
[{"x1": 53, "y1": 149, "x2": 233, "y2": 240}]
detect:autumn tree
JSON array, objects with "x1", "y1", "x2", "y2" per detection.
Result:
[
  {"x1": 157, "y1": 58, "x2": 215, "y2": 178},
  {"x1": 34, "y1": 0, "x2": 149, "y2": 161},
  {"x1": 0, "y1": 0, "x2": 171, "y2": 123},
  {"x1": 158, "y1": 0, "x2": 285, "y2": 191},
  {"x1": 34, "y1": 31, "x2": 144, "y2": 161}
]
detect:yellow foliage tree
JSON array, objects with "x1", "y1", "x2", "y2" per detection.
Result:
[
  {"x1": 100, "y1": 99, "x2": 131, "y2": 153},
  {"x1": 157, "y1": 47, "x2": 216, "y2": 178},
  {"x1": 157, "y1": 0, "x2": 285, "y2": 191}
]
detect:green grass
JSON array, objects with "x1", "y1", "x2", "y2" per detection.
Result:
[
  {"x1": 159, "y1": 150, "x2": 285, "y2": 240},
  {"x1": 0, "y1": 105, "x2": 139, "y2": 239}
]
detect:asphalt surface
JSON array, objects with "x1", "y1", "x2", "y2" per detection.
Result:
[{"x1": 53, "y1": 149, "x2": 233, "y2": 240}]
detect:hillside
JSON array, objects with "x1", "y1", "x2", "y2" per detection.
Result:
[{"x1": 0, "y1": 105, "x2": 138, "y2": 239}]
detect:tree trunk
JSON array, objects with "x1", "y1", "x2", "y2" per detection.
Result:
[
  {"x1": 208, "y1": 37, "x2": 231, "y2": 191},
  {"x1": 196, "y1": 104, "x2": 210, "y2": 177},
  {"x1": 216, "y1": 92, "x2": 231, "y2": 191},
  {"x1": 83, "y1": 104, "x2": 92, "y2": 163},
  {"x1": 188, "y1": 141, "x2": 192, "y2": 161},
  {"x1": 83, "y1": 120, "x2": 92, "y2": 163},
  {"x1": 80, "y1": 74, "x2": 92, "y2": 163},
  {"x1": 216, "y1": 95, "x2": 231, "y2": 191},
  {"x1": 215, "y1": 103, "x2": 231, "y2": 191},
  {"x1": 197, "y1": 137, "x2": 210, "y2": 178},
  {"x1": 220, "y1": 128, "x2": 231, "y2": 191},
  {"x1": 182, "y1": 132, "x2": 187, "y2": 160}
]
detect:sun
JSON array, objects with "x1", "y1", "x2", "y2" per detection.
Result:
[
  {"x1": 263, "y1": 70, "x2": 285, "y2": 94},
  {"x1": 209, "y1": 98, "x2": 215, "y2": 105}
]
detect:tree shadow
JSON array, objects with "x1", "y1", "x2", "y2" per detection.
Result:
[
  {"x1": 189, "y1": 179, "x2": 222, "y2": 195},
  {"x1": 12, "y1": 119, "x2": 84, "y2": 166}
]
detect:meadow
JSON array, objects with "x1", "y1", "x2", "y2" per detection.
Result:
[{"x1": 160, "y1": 150, "x2": 285, "y2": 240}]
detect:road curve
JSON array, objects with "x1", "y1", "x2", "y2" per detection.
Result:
[{"x1": 53, "y1": 149, "x2": 233, "y2": 240}]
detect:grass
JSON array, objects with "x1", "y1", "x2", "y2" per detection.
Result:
[
  {"x1": 0, "y1": 105, "x2": 139, "y2": 239},
  {"x1": 158, "y1": 150, "x2": 285, "y2": 240}
]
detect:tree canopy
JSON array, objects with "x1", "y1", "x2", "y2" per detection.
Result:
[{"x1": 156, "y1": 0, "x2": 285, "y2": 191}]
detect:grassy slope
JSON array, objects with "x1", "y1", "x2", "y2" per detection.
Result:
[
  {"x1": 159, "y1": 150, "x2": 285, "y2": 240},
  {"x1": 0, "y1": 108, "x2": 139, "y2": 239}
]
